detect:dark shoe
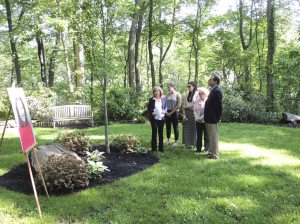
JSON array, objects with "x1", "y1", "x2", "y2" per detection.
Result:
[
  {"x1": 206, "y1": 154, "x2": 217, "y2": 159},
  {"x1": 196, "y1": 149, "x2": 201, "y2": 153}
]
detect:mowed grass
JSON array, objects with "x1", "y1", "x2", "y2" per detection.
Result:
[{"x1": 0, "y1": 123, "x2": 299, "y2": 223}]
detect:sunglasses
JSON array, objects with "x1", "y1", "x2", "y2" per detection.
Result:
[{"x1": 187, "y1": 85, "x2": 192, "y2": 88}]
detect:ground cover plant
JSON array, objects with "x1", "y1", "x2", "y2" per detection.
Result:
[{"x1": 0, "y1": 123, "x2": 300, "y2": 223}]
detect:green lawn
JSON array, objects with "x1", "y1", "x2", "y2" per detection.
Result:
[{"x1": 0, "y1": 123, "x2": 299, "y2": 223}]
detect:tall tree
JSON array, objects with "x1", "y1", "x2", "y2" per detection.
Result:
[
  {"x1": 148, "y1": 0, "x2": 155, "y2": 87},
  {"x1": 158, "y1": 0, "x2": 176, "y2": 87},
  {"x1": 127, "y1": 0, "x2": 141, "y2": 90},
  {"x1": 135, "y1": 1, "x2": 146, "y2": 92},
  {"x1": 100, "y1": 0, "x2": 110, "y2": 153},
  {"x1": 191, "y1": 0, "x2": 203, "y2": 84},
  {"x1": 266, "y1": 0, "x2": 275, "y2": 111},
  {"x1": 238, "y1": 0, "x2": 254, "y2": 50},
  {"x1": 4, "y1": 0, "x2": 22, "y2": 86},
  {"x1": 36, "y1": 32, "x2": 48, "y2": 87}
]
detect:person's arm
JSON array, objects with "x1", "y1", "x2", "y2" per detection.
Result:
[
  {"x1": 162, "y1": 96, "x2": 167, "y2": 114},
  {"x1": 194, "y1": 101, "x2": 201, "y2": 122},
  {"x1": 215, "y1": 89, "x2": 223, "y2": 121}
]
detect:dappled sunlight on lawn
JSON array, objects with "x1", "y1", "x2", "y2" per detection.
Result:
[{"x1": 221, "y1": 142, "x2": 300, "y2": 166}]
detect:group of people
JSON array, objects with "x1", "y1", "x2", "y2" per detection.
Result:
[{"x1": 147, "y1": 74, "x2": 223, "y2": 159}]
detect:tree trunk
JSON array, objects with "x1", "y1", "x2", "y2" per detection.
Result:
[
  {"x1": 127, "y1": 0, "x2": 140, "y2": 90},
  {"x1": 266, "y1": 0, "x2": 275, "y2": 111},
  {"x1": 238, "y1": 0, "x2": 254, "y2": 50},
  {"x1": 148, "y1": 0, "x2": 155, "y2": 88},
  {"x1": 36, "y1": 34, "x2": 48, "y2": 87},
  {"x1": 159, "y1": 0, "x2": 176, "y2": 87},
  {"x1": 90, "y1": 69, "x2": 94, "y2": 112},
  {"x1": 192, "y1": 0, "x2": 202, "y2": 84},
  {"x1": 48, "y1": 32, "x2": 60, "y2": 88},
  {"x1": 135, "y1": 1, "x2": 145, "y2": 93},
  {"x1": 188, "y1": 45, "x2": 192, "y2": 83},
  {"x1": 74, "y1": 41, "x2": 85, "y2": 104},
  {"x1": 5, "y1": 0, "x2": 22, "y2": 86},
  {"x1": 100, "y1": 2, "x2": 110, "y2": 153},
  {"x1": 159, "y1": 11, "x2": 163, "y2": 87},
  {"x1": 61, "y1": 31, "x2": 74, "y2": 93}
]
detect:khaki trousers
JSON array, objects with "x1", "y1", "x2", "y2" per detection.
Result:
[{"x1": 206, "y1": 123, "x2": 219, "y2": 157}]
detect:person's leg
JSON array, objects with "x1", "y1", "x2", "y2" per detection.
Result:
[
  {"x1": 172, "y1": 111, "x2": 179, "y2": 146},
  {"x1": 165, "y1": 113, "x2": 171, "y2": 144},
  {"x1": 157, "y1": 120, "x2": 165, "y2": 151},
  {"x1": 196, "y1": 122, "x2": 202, "y2": 152},
  {"x1": 206, "y1": 123, "x2": 218, "y2": 158},
  {"x1": 203, "y1": 124, "x2": 209, "y2": 152},
  {"x1": 151, "y1": 120, "x2": 158, "y2": 151}
]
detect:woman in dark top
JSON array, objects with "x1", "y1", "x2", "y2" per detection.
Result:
[{"x1": 147, "y1": 86, "x2": 167, "y2": 152}]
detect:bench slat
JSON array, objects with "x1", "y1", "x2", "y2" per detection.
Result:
[{"x1": 52, "y1": 105, "x2": 94, "y2": 128}]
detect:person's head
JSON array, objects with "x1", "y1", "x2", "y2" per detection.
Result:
[
  {"x1": 208, "y1": 74, "x2": 221, "y2": 87},
  {"x1": 198, "y1": 87, "x2": 209, "y2": 100},
  {"x1": 167, "y1": 82, "x2": 176, "y2": 93},
  {"x1": 187, "y1": 81, "x2": 197, "y2": 92},
  {"x1": 152, "y1": 86, "x2": 163, "y2": 98}
]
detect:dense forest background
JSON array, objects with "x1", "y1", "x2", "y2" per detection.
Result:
[{"x1": 0, "y1": 0, "x2": 299, "y2": 124}]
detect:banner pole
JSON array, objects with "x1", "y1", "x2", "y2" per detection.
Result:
[
  {"x1": 0, "y1": 106, "x2": 12, "y2": 152},
  {"x1": 26, "y1": 152, "x2": 42, "y2": 218},
  {"x1": 32, "y1": 148, "x2": 50, "y2": 199}
]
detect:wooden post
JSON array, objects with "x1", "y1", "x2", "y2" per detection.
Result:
[
  {"x1": 26, "y1": 153, "x2": 43, "y2": 218},
  {"x1": 32, "y1": 148, "x2": 50, "y2": 199},
  {"x1": 0, "y1": 106, "x2": 12, "y2": 152}
]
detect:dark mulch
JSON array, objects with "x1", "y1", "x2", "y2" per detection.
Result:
[{"x1": 0, "y1": 145, "x2": 159, "y2": 195}]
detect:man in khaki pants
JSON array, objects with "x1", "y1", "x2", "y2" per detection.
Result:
[{"x1": 204, "y1": 74, "x2": 223, "y2": 159}]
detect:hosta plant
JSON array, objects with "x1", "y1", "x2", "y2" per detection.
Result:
[{"x1": 85, "y1": 150, "x2": 109, "y2": 178}]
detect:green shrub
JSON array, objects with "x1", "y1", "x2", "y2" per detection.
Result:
[
  {"x1": 55, "y1": 132, "x2": 91, "y2": 156},
  {"x1": 106, "y1": 88, "x2": 148, "y2": 122},
  {"x1": 35, "y1": 154, "x2": 89, "y2": 192},
  {"x1": 110, "y1": 134, "x2": 141, "y2": 153},
  {"x1": 85, "y1": 150, "x2": 109, "y2": 178},
  {"x1": 26, "y1": 87, "x2": 57, "y2": 121},
  {"x1": 222, "y1": 88, "x2": 281, "y2": 124},
  {"x1": 0, "y1": 91, "x2": 9, "y2": 120}
]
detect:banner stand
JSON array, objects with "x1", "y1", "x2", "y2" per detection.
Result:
[
  {"x1": 2, "y1": 89, "x2": 50, "y2": 217},
  {"x1": 32, "y1": 147, "x2": 50, "y2": 199},
  {"x1": 0, "y1": 106, "x2": 12, "y2": 152},
  {"x1": 26, "y1": 150, "x2": 42, "y2": 218}
]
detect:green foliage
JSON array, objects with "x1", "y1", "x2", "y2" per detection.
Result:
[
  {"x1": 55, "y1": 132, "x2": 91, "y2": 156},
  {"x1": 110, "y1": 134, "x2": 141, "y2": 153},
  {"x1": 106, "y1": 88, "x2": 148, "y2": 122},
  {"x1": 35, "y1": 154, "x2": 89, "y2": 192},
  {"x1": 274, "y1": 44, "x2": 300, "y2": 114},
  {"x1": 222, "y1": 88, "x2": 281, "y2": 123},
  {"x1": 0, "y1": 90, "x2": 9, "y2": 120},
  {"x1": 85, "y1": 150, "x2": 109, "y2": 178},
  {"x1": 26, "y1": 87, "x2": 57, "y2": 121}
]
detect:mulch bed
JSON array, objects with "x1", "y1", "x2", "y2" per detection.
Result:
[{"x1": 0, "y1": 145, "x2": 159, "y2": 195}]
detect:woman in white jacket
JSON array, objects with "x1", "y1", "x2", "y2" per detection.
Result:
[{"x1": 194, "y1": 87, "x2": 209, "y2": 153}]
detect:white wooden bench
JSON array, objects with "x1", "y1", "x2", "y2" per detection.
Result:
[{"x1": 52, "y1": 105, "x2": 94, "y2": 128}]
